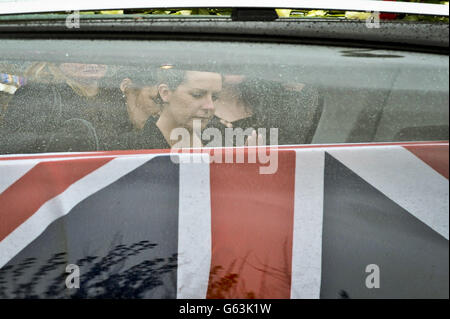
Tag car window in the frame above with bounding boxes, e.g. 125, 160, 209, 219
0, 39, 448, 154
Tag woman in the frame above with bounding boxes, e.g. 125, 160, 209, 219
119, 76, 160, 131
114, 68, 162, 150
0, 62, 118, 154
208, 75, 322, 146
140, 68, 222, 149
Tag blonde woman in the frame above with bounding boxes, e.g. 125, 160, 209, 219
0, 62, 120, 154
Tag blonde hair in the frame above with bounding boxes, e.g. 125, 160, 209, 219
25, 62, 96, 97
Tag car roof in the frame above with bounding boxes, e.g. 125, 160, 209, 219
0, 0, 448, 16
0, 0, 448, 53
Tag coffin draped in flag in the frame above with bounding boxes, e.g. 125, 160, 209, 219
0, 143, 448, 298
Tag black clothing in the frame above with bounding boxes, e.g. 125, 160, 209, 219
0, 81, 128, 154
138, 116, 171, 150
204, 115, 258, 147
204, 82, 323, 146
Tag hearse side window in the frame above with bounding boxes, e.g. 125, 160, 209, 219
0, 40, 448, 155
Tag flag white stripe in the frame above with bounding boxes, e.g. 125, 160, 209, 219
177, 154, 212, 299
328, 146, 449, 240
0, 160, 39, 195
0, 154, 156, 196
290, 149, 324, 299
0, 155, 122, 195
0, 154, 155, 268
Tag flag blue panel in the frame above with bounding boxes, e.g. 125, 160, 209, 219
321, 152, 449, 299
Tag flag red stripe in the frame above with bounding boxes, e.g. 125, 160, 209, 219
0, 157, 113, 241
208, 150, 296, 299
404, 145, 449, 179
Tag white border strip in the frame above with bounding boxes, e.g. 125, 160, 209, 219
0, 0, 447, 16
290, 149, 324, 299
0, 142, 445, 161
0, 154, 154, 268
328, 146, 449, 240
0, 151, 102, 158
177, 153, 211, 299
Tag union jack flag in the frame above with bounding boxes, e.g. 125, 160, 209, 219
0, 142, 448, 298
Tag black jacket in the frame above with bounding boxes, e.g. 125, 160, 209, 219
0, 81, 129, 154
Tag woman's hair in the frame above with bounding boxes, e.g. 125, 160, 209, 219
25, 62, 66, 83
154, 68, 223, 104
151, 67, 187, 106
156, 68, 186, 90
232, 78, 287, 126
24, 62, 96, 97
232, 77, 322, 144
118, 66, 159, 89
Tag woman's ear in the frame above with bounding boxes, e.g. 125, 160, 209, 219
158, 84, 171, 103
120, 78, 133, 93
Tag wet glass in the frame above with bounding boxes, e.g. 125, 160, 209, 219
0, 39, 448, 155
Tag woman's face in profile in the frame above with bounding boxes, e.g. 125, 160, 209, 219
59, 63, 107, 82
136, 85, 159, 115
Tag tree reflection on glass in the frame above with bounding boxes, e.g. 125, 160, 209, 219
0, 241, 177, 299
